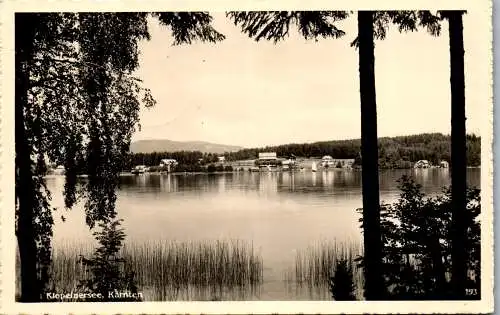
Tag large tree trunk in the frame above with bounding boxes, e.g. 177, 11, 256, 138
15, 17, 40, 302
357, 11, 385, 300
447, 10, 467, 300
426, 234, 447, 298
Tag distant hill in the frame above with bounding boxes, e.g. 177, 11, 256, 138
130, 139, 243, 154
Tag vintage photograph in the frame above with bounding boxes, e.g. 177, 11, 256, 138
3, 1, 493, 313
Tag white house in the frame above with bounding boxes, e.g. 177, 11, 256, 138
321, 155, 334, 167
218, 156, 226, 163
440, 161, 449, 168
160, 159, 178, 167
414, 160, 431, 169
159, 159, 178, 172
257, 152, 278, 169
132, 165, 147, 174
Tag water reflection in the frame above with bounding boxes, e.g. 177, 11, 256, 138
322, 171, 334, 187
118, 168, 479, 196
258, 173, 278, 197
160, 174, 176, 193
218, 175, 226, 193
117, 169, 480, 207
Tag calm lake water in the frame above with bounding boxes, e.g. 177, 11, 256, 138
47, 168, 481, 301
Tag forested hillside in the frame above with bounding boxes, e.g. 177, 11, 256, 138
224, 133, 481, 167
125, 133, 480, 170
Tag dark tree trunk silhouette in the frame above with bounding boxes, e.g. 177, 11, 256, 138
15, 17, 39, 302
426, 235, 447, 297
446, 10, 467, 299
357, 11, 385, 300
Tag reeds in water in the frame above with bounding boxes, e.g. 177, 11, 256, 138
48, 242, 94, 292
20, 239, 263, 301
290, 240, 363, 292
122, 240, 263, 289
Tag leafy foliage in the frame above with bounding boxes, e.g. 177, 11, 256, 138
127, 150, 217, 169
76, 13, 155, 228
227, 11, 348, 42
356, 176, 481, 299
78, 220, 141, 302
154, 12, 225, 44
228, 10, 442, 48
16, 12, 223, 301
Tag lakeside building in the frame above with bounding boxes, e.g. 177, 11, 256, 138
132, 165, 147, 174
321, 155, 334, 167
230, 159, 256, 171
414, 160, 431, 168
440, 160, 449, 168
258, 152, 277, 161
257, 152, 278, 170
159, 159, 178, 172
160, 159, 178, 167
321, 156, 355, 168
218, 156, 226, 163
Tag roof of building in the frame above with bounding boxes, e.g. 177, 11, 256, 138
258, 152, 277, 159
160, 159, 177, 163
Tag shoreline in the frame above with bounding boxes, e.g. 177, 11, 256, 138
43, 166, 481, 178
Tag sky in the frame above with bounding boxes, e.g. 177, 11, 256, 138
132, 12, 485, 148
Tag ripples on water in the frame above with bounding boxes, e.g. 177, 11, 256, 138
45, 168, 480, 301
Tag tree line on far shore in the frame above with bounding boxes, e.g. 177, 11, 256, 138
123, 133, 480, 171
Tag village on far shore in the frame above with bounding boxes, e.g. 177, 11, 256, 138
44, 133, 480, 176
128, 153, 449, 174
48, 152, 450, 176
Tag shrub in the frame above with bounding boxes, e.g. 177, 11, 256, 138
356, 175, 481, 299
206, 164, 216, 173
215, 165, 224, 172
292, 240, 362, 294
329, 259, 356, 300
77, 220, 141, 302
